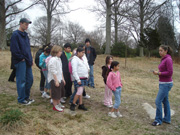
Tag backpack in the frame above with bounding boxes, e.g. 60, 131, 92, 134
45, 55, 52, 68
35, 49, 43, 69
68, 58, 74, 81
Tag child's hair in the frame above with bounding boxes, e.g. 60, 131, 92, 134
76, 47, 84, 53
79, 44, 85, 48
160, 45, 173, 55
71, 48, 77, 57
50, 45, 62, 56
64, 43, 71, 48
44, 46, 51, 54
105, 56, 113, 65
110, 61, 119, 69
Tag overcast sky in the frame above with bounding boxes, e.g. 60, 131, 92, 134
22, 0, 101, 32
22, 0, 180, 32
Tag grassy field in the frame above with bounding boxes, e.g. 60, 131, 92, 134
0, 50, 180, 135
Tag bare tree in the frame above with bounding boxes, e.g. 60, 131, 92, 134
127, 0, 167, 57
64, 21, 85, 44
38, 0, 80, 44
0, 0, 39, 49
32, 16, 63, 45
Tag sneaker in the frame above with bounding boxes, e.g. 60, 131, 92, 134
108, 112, 117, 118
78, 104, 88, 111
70, 103, 76, 111
115, 111, 122, 117
27, 98, 35, 103
42, 92, 50, 99
50, 99, 53, 104
19, 100, 31, 105
60, 98, 66, 104
105, 104, 113, 108
53, 105, 63, 112
152, 121, 160, 126
163, 120, 170, 124
83, 94, 90, 99
40, 91, 44, 94
58, 103, 65, 109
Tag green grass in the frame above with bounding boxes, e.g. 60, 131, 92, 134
0, 109, 24, 131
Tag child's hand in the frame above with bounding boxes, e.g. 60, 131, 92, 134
55, 81, 59, 87
78, 81, 81, 85
63, 80, 66, 86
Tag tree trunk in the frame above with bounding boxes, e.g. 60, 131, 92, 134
139, 0, 144, 57
46, 0, 51, 44
0, 0, 7, 50
105, 0, 111, 54
148, 50, 151, 58
114, 2, 118, 44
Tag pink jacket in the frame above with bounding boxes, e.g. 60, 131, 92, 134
106, 71, 122, 91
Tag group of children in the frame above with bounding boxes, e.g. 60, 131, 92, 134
37, 42, 123, 118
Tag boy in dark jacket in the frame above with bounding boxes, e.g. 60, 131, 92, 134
85, 38, 97, 88
60, 43, 72, 101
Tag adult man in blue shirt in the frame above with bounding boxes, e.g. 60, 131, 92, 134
10, 18, 34, 105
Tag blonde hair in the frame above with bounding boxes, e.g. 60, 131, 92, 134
50, 45, 62, 56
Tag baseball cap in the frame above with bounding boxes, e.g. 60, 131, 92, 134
19, 18, 32, 24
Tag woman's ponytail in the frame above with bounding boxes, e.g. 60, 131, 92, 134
160, 45, 173, 56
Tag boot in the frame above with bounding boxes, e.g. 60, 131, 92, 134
70, 103, 76, 111
78, 104, 88, 111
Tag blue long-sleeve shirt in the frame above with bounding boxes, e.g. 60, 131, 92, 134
39, 53, 49, 69
10, 30, 32, 66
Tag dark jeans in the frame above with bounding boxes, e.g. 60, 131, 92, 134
14, 61, 33, 103
40, 70, 45, 91
8, 69, 16, 81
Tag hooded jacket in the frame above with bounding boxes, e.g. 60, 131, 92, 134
10, 30, 32, 66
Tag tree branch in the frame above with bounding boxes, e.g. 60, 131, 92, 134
5, 0, 40, 19
5, 0, 21, 12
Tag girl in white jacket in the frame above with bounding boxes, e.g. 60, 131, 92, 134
48, 45, 66, 112
70, 47, 89, 111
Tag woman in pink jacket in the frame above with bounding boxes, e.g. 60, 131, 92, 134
106, 61, 123, 118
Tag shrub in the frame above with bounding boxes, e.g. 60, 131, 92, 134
111, 42, 137, 57
0, 109, 24, 126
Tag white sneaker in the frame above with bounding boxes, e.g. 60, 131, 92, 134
58, 103, 65, 109
106, 105, 113, 108
115, 111, 122, 117
54, 105, 63, 112
42, 92, 50, 99
50, 99, 53, 104
108, 112, 117, 118
60, 98, 66, 104
83, 94, 90, 99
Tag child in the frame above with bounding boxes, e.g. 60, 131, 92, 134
60, 43, 72, 103
70, 47, 89, 111
102, 56, 113, 107
48, 45, 65, 112
39, 46, 51, 99
106, 61, 123, 118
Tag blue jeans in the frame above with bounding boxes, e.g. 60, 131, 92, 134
42, 70, 50, 89
155, 83, 173, 124
88, 65, 94, 87
15, 61, 33, 103
69, 80, 87, 104
112, 87, 122, 109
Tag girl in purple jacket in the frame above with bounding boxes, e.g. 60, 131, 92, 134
152, 45, 173, 126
